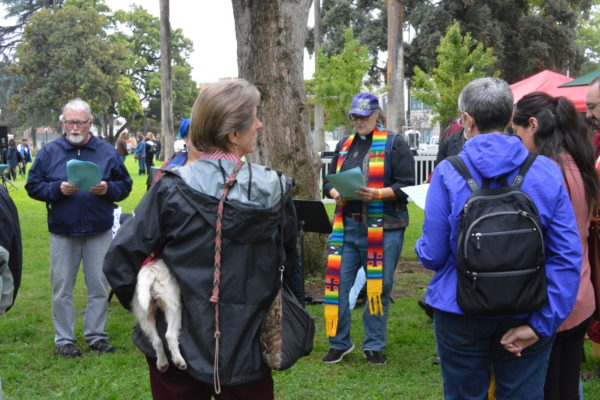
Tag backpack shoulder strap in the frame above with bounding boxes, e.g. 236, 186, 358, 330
511, 153, 537, 188
447, 155, 480, 192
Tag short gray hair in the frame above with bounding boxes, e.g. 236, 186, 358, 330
62, 98, 93, 120
458, 77, 513, 133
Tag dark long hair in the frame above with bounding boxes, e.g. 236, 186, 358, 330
513, 91, 599, 207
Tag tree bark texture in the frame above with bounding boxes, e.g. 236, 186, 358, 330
386, 0, 405, 134
313, 0, 325, 152
232, 0, 325, 273
159, 0, 174, 161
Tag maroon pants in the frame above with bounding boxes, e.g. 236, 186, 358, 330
146, 357, 274, 400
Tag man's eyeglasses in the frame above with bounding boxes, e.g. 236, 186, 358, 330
64, 120, 89, 127
348, 114, 370, 122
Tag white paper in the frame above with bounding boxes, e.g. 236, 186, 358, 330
400, 184, 430, 210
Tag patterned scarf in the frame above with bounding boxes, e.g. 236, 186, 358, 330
324, 124, 387, 337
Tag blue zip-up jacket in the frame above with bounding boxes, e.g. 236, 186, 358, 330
25, 135, 133, 236
416, 133, 581, 337
134, 140, 146, 158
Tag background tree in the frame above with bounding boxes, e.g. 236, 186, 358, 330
306, 0, 387, 86
232, 0, 324, 273
406, 0, 593, 83
10, 6, 128, 131
577, 1, 600, 73
159, 0, 174, 161
111, 5, 194, 120
310, 28, 371, 135
313, 0, 325, 151
386, 0, 405, 133
411, 22, 499, 127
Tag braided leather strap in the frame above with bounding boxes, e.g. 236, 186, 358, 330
211, 160, 244, 394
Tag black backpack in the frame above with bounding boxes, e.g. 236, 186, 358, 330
447, 154, 547, 316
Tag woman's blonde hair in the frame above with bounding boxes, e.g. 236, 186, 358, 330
145, 132, 155, 141
190, 79, 261, 152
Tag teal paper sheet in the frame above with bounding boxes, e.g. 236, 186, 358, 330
66, 159, 101, 192
324, 167, 366, 200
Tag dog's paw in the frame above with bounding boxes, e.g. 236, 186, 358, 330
173, 356, 187, 371
156, 360, 169, 373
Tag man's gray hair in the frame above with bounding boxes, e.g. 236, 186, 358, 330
458, 77, 513, 133
62, 98, 93, 119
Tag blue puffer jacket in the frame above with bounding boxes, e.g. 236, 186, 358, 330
25, 135, 133, 236
416, 133, 581, 337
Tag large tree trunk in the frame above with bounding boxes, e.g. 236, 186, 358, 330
386, 0, 405, 134
232, 0, 325, 274
159, 0, 174, 161
313, 0, 325, 152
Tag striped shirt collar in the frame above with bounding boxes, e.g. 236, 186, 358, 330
199, 150, 241, 163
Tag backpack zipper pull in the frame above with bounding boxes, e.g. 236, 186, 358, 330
472, 272, 478, 289
475, 232, 481, 250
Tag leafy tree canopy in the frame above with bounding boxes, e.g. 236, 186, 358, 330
310, 28, 372, 131
411, 22, 499, 127
11, 6, 129, 124
407, 0, 593, 83
307, 0, 386, 86
577, 1, 600, 73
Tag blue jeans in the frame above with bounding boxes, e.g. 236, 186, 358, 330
434, 310, 555, 400
138, 157, 146, 174
328, 217, 405, 352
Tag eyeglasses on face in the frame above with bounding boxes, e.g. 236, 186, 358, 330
348, 114, 370, 122
64, 120, 89, 127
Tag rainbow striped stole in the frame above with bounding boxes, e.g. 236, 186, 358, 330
324, 125, 387, 337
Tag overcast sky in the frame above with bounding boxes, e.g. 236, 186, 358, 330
104, 0, 315, 84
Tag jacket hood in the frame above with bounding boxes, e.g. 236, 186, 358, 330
165, 160, 287, 245
462, 133, 529, 179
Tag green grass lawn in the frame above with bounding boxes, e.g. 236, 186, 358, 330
1, 157, 600, 399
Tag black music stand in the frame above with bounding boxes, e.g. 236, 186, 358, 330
0, 164, 17, 191
293, 200, 332, 304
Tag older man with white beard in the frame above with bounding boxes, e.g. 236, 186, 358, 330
25, 98, 132, 357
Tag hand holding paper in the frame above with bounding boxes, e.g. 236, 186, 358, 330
324, 167, 366, 200
67, 159, 102, 192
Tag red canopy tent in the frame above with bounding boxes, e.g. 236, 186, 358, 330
510, 70, 573, 103
547, 85, 587, 112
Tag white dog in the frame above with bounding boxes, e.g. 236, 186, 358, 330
132, 258, 187, 372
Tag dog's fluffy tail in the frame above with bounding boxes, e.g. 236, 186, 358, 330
135, 268, 156, 314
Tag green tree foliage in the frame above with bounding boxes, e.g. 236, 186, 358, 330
411, 22, 499, 127
310, 28, 372, 131
11, 6, 129, 124
147, 65, 197, 122
0, 0, 65, 56
577, 1, 600, 73
307, 0, 386, 85
407, 0, 592, 83
111, 5, 194, 112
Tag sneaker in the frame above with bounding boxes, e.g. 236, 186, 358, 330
56, 343, 82, 358
89, 340, 115, 354
322, 344, 355, 364
364, 350, 387, 365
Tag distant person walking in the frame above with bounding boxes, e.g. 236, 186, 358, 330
116, 131, 128, 163
25, 98, 133, 358
134, 133, 146, 175
2, 139, 22, 181
16, 138, 32, 176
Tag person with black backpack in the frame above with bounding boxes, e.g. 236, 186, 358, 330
513, 91, 600, 400
416, 77, 582, 400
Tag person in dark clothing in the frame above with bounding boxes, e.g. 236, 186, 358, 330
0, 185, 22, 315
3, 139, 22, 181
104, 79, 298, 400
435, 128, 467, 167
322, 93, 415, 366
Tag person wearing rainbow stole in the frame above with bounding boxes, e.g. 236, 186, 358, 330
322, 93, 415, 365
